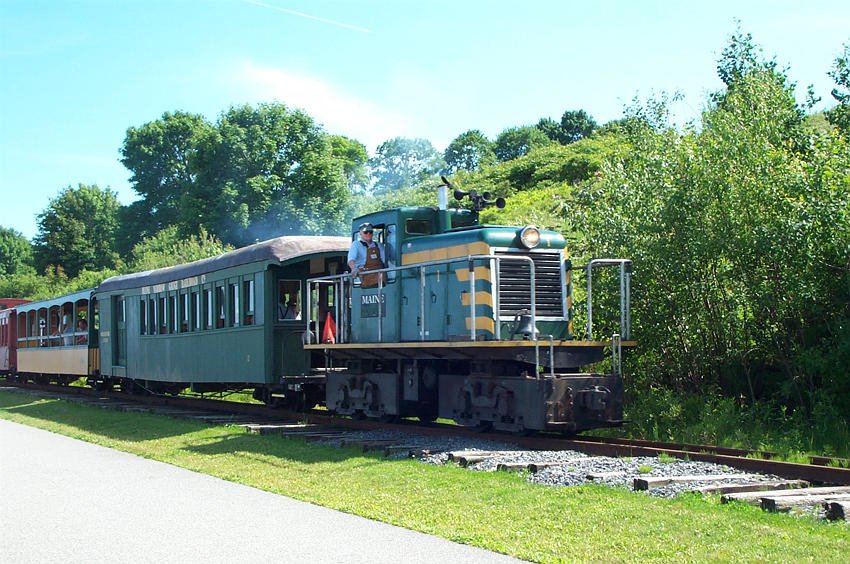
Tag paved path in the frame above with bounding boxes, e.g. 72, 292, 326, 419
0, 419, 520, 563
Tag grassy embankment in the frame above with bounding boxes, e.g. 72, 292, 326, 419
1, 390, 847, 562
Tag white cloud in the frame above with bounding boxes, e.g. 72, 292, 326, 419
232, 61, 413, 151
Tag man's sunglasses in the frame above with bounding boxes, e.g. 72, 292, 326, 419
362, 230, 373, 234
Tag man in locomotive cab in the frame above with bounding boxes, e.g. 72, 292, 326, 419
347, 222, 385, 289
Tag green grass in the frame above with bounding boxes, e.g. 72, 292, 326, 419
1, 389, 847, 562
657, 452, 677, 464
591, 389, 850, 461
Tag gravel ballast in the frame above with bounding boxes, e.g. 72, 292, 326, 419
315, 429, 778, 498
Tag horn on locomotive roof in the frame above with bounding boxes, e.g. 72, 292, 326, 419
449, 177, 506, 212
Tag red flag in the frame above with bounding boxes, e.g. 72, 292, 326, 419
322, 311, 337, 344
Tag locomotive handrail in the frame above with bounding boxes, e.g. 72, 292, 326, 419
306, 253, 540, 372
583, 259, 632, 341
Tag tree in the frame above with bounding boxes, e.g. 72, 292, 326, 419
120, 111, 213, 244
443, 130, 496, 173
826, 42, 850, 136
536, 111, 598, 145
716, 28, 763, 87
369, 137, 444, 194
329, 135, 369, 193
463, 135, 627, 196
572, 33, 850, 423
535, 118, 564, 144
33, 184, 121, 277
0, 226, 34, 276
559, 110, 598, 143
493, 125, 552, 161
130, 226, 232, 271
191, 103, 353, 244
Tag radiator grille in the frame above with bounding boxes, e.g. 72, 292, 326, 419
495, 251, 564, 318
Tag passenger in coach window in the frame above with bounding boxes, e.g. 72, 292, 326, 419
347, 222, 385, 288
75, 319, 88, 345
280, 299, 300, 320
61, 306, 73, 346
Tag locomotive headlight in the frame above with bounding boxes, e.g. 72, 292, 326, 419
519, 225, 540, 249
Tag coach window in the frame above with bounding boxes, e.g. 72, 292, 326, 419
24, 312, 33, 348
215, 285, 226, 328
277, 280, 301, 321
148, 297, 156, 335
16, 314, 25, 348
33, 310, 43, 347
91, 299, 99, 332
191, 291, 200, 331
167, 294, 176, 333
242, 279, 254, 326
73, 298, 88, 345
228, 283, 239, 327
179, 292, 189, 332
203, 287, 213, 329
140, 298, 147, 335
35, 311, 44, 347
158, 295, 167, 334
189, 292, 201, 331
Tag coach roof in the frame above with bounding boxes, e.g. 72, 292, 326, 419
97, 236, 350, 293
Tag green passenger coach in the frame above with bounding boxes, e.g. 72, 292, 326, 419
92, 237, 348, 400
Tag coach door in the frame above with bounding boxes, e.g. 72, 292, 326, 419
276, 279, 308, 377
112, 296, 126, 367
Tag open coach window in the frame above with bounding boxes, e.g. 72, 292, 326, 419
277, 280, 302, 320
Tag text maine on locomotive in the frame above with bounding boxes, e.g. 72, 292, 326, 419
3, 181, 634, 435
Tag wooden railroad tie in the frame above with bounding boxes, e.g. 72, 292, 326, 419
495, 459, 587, 473
695, 480, 809, 496
243, 424, 314, 435
454, 454, 495, 467
350, 439, 400, 451
586, 471, 627, 481
633, 474, 757, 491
762, 493, 850, 513
379, 445, 423, 457
722, 485, 850, 506
824, 501, 850, 521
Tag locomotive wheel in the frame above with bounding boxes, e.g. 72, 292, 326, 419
474, 421, 493, 433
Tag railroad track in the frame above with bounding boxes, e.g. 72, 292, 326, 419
4, 381, 849, 520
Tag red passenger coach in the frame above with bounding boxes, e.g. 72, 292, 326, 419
0, 299, 29, 375
0, 298, 29, 310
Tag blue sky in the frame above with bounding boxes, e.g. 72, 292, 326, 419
1, 0, 848, 240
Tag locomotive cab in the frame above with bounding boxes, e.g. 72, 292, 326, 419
346, 207, 479, 343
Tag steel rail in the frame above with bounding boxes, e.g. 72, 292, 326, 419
5, 381, 849, 485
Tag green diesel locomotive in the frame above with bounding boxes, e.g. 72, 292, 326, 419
306, 183, 634, 433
